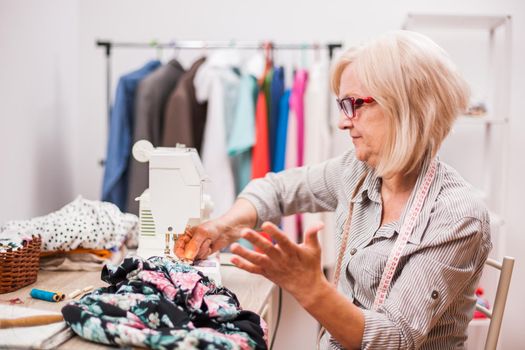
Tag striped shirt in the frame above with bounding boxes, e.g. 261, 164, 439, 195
239, 149, 491, 349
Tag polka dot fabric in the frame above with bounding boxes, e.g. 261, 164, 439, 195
0, 196, 138, 252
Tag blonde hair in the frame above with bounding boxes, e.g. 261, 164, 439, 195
331, 30, 470, 177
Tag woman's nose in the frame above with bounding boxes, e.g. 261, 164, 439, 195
337, 113, 353, 130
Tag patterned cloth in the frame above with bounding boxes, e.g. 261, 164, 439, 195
62, 256, 268, 350
0, 229, 32, 252
0, 196, 138, 252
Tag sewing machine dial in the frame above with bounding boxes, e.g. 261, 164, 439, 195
132, 139, 155, 163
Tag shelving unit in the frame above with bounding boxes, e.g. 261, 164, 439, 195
403, 13, 512, 350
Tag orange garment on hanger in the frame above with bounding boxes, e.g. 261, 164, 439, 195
251, 90, 270, 179
252, 43, 273, 179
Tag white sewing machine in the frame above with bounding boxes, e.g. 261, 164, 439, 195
132, 140, 221, 284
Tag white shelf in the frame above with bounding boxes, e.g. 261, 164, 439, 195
403, 13, 510, 31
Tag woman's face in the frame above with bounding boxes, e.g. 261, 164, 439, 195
338, 64, 387, 168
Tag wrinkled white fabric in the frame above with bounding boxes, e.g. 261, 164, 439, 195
0, 196, 138, 252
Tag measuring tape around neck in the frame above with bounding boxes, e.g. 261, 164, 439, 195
332, 159, 438, 310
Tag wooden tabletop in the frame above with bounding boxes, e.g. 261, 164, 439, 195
1, 253, 275, 349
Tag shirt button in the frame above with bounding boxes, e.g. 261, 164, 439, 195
431, 290, 439, 299
350, 248, 357, 255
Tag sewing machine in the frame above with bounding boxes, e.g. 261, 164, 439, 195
132, 140, 221, 284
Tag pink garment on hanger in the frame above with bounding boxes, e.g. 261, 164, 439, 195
283, 69, 309, 242
291, 70, 308, 167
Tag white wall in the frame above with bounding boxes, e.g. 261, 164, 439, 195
1, 0, 524, 348
0, 0, 78, 221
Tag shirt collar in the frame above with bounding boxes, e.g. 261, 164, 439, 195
167, 58, 184, 71
350, 156, 443, 245
350, 168, 381, 204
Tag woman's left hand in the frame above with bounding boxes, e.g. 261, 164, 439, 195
230, 221, 328, 306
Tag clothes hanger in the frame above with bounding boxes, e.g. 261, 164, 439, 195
258, 41, 273, 85
169, 39, 180, 60
313, 42, 321, 63
300, 42, 308, 69
149, 39, 163, 62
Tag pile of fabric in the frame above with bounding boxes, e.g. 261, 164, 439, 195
0, 196, 138, 270
62, 256, 267, 350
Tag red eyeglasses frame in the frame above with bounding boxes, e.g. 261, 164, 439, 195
336, 96, 375, 119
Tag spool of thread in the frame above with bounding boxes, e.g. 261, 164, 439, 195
30, 288, 65, 302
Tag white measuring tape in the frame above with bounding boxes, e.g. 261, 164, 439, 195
372, 158, 437, 310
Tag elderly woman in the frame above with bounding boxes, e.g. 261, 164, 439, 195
175, 30, 491, 349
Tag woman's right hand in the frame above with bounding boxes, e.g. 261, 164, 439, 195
175, 198, 258, 261
174, 220, 240, 261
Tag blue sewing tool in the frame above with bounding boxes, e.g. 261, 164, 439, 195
30, 288, 65, 302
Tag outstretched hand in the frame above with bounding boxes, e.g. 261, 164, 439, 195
230, 221, 328, 303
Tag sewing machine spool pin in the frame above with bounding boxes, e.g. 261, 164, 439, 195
165, 226, 177, 256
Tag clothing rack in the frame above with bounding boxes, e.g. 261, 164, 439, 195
95, 40, 343, 121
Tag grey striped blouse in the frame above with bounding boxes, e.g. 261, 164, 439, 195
238, 149, 491, 349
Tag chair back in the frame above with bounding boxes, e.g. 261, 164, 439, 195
475, 256, 515, 350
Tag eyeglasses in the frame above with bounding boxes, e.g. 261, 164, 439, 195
336, 96, 375, 119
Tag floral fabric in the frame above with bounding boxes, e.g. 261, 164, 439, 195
62, 256, 267, 350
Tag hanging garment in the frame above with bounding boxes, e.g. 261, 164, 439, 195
228, 74, 257, 194
127, 59, 186, 215
269, 67, 284, 171
293, 70, 308, 239
272, 89, 291, 173
302, 60, 332, 237
101, 60, 161, 212
194, 51, 241, 218
263, 68, 273, 133
282, 70, 308, 242
284, 82, 297, 171
282, 82, 299, 242
251, 90, 270, 179
303, 60, 330, 166
62, 256, 268, 350
251, 65, 275, 180
162, 57, 208, 152
0, 196, 138, 252
291, 69, 308, 168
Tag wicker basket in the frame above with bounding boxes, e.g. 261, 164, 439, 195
0, 235, 41, 294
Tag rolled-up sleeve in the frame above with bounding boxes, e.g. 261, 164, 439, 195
361, 216, 491, 349
238, 153, 346, 228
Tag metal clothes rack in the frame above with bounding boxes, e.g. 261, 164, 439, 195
95, 40, 343, 121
